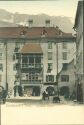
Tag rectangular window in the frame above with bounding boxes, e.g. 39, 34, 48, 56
0, 64, 3, 71
21, 73, 39, 82
0, 53, 2, 60
14, 43, 20, 52
22, 56, 28, 63
0, 75, 2, 82
29, 74, 31, 81
0, 43, 3, 49
14, 48, 19, 52
15, 42, 20, 49
46, 75, 54, 82
29, 57, 34, 64
48, 63, 53, 70
48, 52, 52, 60
35, 57, 41, 63
13, 64, 16, 71
62, 63, 68, 70
21, 73, 26, 80
13, 63, 19, 71
62, 52, 67, 60
14, 63, 19, 70
32, 74, 35, 80
61, 75, 69, 82
28, 73, 37, 81
13, 54, 15, 60
13, 53, 20, 60
26, 74, 29, 80
48, 42, 52, 49
62, 42, 67, 49
13, 63, 20, 71
36, 74, 38, 81
16, 53, 20, 60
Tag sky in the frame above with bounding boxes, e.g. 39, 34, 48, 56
0, 0, 79, 23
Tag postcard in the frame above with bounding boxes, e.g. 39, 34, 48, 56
0, 0, 84, 125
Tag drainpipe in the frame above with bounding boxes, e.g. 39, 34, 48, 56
56, 43, 59, 97
5, 42, 8, 91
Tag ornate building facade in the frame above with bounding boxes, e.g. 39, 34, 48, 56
0, 22, 75, 97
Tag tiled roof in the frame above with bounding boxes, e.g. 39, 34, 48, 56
21, 43, 43, 54
0, 27, 73, 39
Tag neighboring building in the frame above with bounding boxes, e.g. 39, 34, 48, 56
0, 43, 6, 88
74, 1, 84, 102
58, 59, 75, 96
0, 21, 75, 97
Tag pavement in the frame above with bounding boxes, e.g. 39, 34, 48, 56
7, 96, 42, 102
5, 95, 79, 106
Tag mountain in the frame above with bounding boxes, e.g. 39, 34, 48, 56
0, 9, 12, 20
0, 20, 18, 27
0, 9, 74, 33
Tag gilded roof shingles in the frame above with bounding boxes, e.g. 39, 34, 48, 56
21, 43, 43, 54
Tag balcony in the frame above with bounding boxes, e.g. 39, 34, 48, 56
21, 80, 42, 85
21, 63, 43, 69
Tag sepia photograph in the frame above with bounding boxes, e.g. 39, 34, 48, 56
0, 0, 84, 125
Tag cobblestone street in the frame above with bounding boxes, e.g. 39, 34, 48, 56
6, 96, 76, 106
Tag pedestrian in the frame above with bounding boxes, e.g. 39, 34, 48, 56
2, 89, 7, 104
18, 85, 23, 96
42, 91, 49, 100
14, 86, 16, 97
42, 91, 46, 100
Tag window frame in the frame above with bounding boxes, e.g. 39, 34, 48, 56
62, 63, 68, 70
48, 52, 52, 60
0, 64, 3, 71
48, 63, 53, 70
46, 75, 54, 82
0, 53, 3, 60
61, 75, 69, 82
62, 42, 67, 49
48, 42, 52, 49
0, 75, 2, 82
62, 52, 67, 60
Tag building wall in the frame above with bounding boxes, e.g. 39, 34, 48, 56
58, 60, 75, 94
75, 1, 84, 102
76, 5, 83, 75
0, 39, 76, 96
0, 42, 6, 88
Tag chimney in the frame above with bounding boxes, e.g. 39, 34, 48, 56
41, 27, 47, 37
28, 19, 33, 27
45, 20, 50, 27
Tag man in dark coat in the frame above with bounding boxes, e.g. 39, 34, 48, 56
42, 91, 49, 100
1, 89, 7, 104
